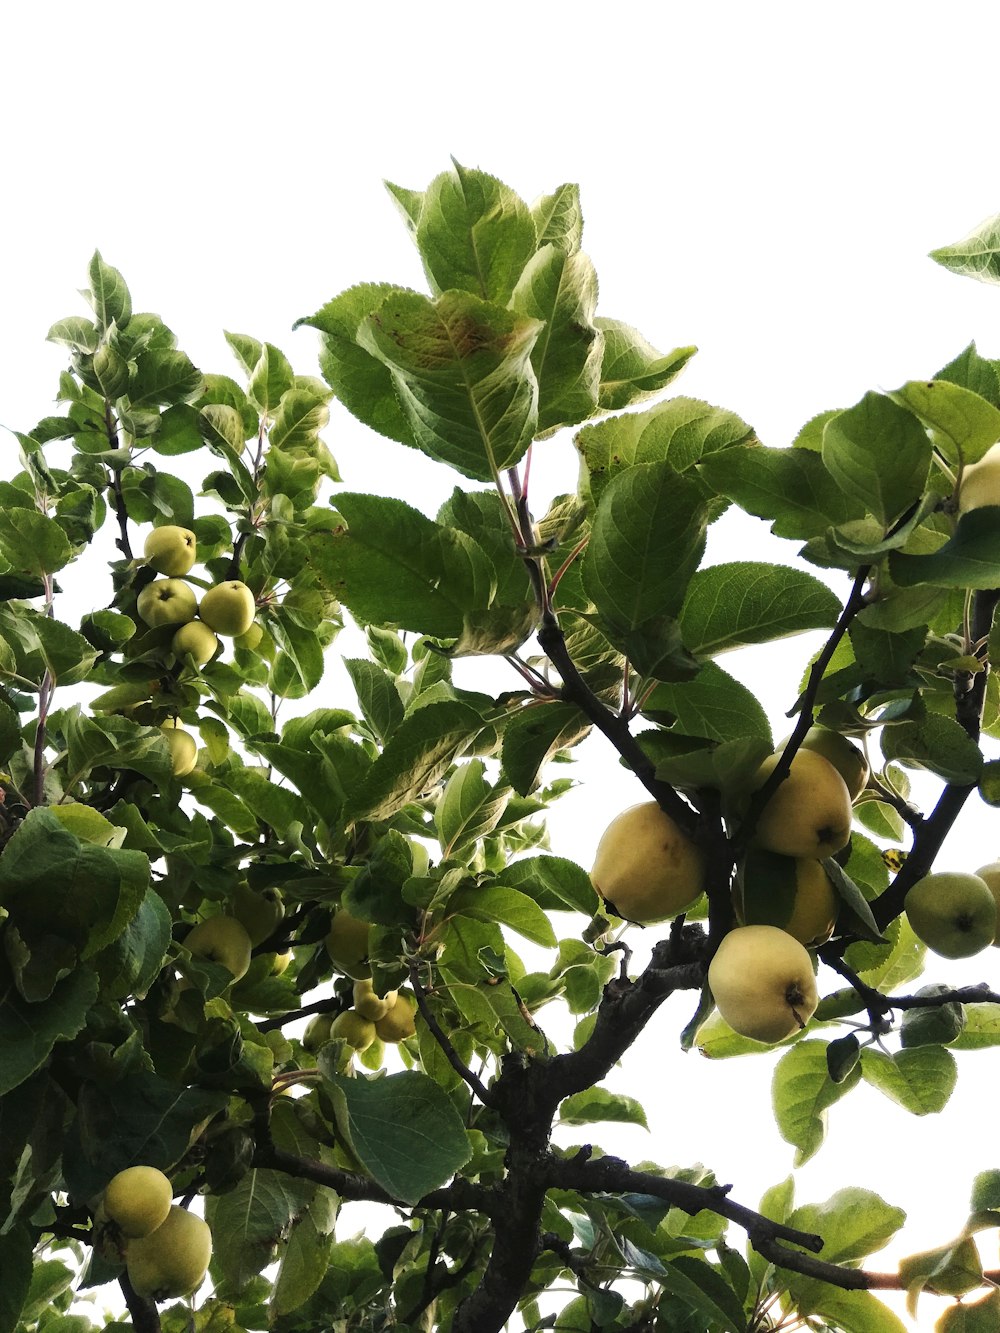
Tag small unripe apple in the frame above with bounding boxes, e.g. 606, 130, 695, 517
958, 442, 1000, 514
125, 1205, 212, 1302
331, 1009, 377, 1051
231, 882, 284, 947
102, 1165, 173, 1240
779, 727, 869, 802
270, 950, 292, 975
748, 750, 853, 860
325, 910, 372, 979
303, 1013, 334, 1052
591, 802, 707, 923
235, 622, 263, 651
136, 578, 198, 629
905, 872, 997, 959
375, 992, 417, 1043
160, 723, 198, 777
735, 852, 839, 947
172, 620, 220, 667
353, 977, 398, 1022
143, 526, 197, 577
708, 925, 818, 1043
184, 915, 253, 981
199, 581, 256, 637
974, 862, 1000, 945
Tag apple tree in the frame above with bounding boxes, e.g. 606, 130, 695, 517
5, 164, 1000, 1333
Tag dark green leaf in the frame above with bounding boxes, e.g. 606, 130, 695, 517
698, 442, 865, 539
500, 701, 590, 796
888, 378, 1000, 466
679, 562, 840, 656
890, 508, 1000, 589
350, 700, 483, 822
642, 661, 772, 745
822, 392, 932, 525
772, 1039, 862, 1167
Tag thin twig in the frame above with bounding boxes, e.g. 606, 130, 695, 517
409, 961, 497, 1107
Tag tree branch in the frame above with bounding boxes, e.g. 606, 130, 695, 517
119, 1271, 160, 1333
104, 401, 133, 560
409, 961, 497, 1107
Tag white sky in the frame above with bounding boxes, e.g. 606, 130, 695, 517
8, 3, 1000, 1327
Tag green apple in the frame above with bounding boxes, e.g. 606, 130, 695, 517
303, 1013, 334, 1052
171, 620, 220, 667
959, 441, 1000, 514
905, 872, 997, 959
125, 1205, 212, 1302
199, 580, 256, 637
780, 727, 870, 802
708, 925, 818, 1044
325, 910, 372, 979
374, 992, 417, 1043
591, 801, 707, 924
747, 750, 853, 860
353, 978, 398, 1022
331, 1009, 377, 1051
974, 862, 1000, 944
735, 851, 839, 947
102, 1166, 173, 1240
231, 882, 284, 947
160, 723, 198, 778
269, 950, 292, 975
235, 622, 264, 651
143, 525, 197, 576
183, 915, 253, 981
136, 578, 198, 629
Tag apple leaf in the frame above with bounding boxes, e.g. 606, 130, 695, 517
931, 212, 1000, 286
678, 562, 841, 656
558, 1088, 648, 1130
822, 392, 932, 525
531, 182, 583, 252
772, 1039, 862, 1167
860, 1046, 957, 1115
934, 1288, 1000, 1332
890, 508, 1000, 589
595, 318, 695, 411
496, 855, 599, 916
501, 700, 591, 796
208, 1168, 316, 1289
887, 379, 1000, 466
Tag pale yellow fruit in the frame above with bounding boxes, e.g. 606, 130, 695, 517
136, 578, 198, 629
184, 916, 253, 981
171, 620, 220, 667
231, 882, 284, 947
353, 978, 398, 1022
748, 750, 853, 860
591, 802, 707, 924
270, 950, 292, 974
708, 925, 818, 1044
780, 727, 869, 802
303, 1013, 334, 1052
375, 992, 417, 1043
958, 442, 1000, 514
736, 854, 839, 947
143, 526, 197, 577
102, 1166, 172, 1240
975, 862, 1000, 945
125, 1206, 212, 1302
199, 581, 256, 637
905, 872, 996, 959
331, 1009, 377, 1051
325, 910, 372, 979
235, 622, 263, 651
160, 723, 197, 778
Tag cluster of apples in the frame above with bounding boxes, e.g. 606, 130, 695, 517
181, 885, 288, 985
591, 727, 870, 1044
93, 1166, 211, 1302
137, 525, 258, 777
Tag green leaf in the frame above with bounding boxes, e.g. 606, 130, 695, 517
0, 510, 71, 576
559, 1087, 648, 1129
448, 885, 556, 947
509, 245, 601, 433
936, 341, 1000, 406
772, 1039, 861, 1166
900, 985, 966, 1048
787, 1186, 905, 1270
269, 383, 332, 452
349, 700, 483, 822
860, 1045, 957, 1114
642, 661, 772, 745
657, 1255, 749, 1333
94, 889, 172, 1000
531, 182, 583, 252
436, 759, 510, 858
312, 493, 494, 637
357, 288, 542, 481
698, 441, 864, 539
890, 508, 1000, 589
497, 855, 600, 916
595, 318, 695, 410
46, 316, 99, 352
951, 1003, 1000, 1049
408, 161, 537, 303
785, 1284, 907, 1333
935, 1289, 1000, 1331
86, 251, 131, 330
678, 562, 840, 656
0, 964, 98, 1096
0, 1225, 32, 1333
583, 463, 708, 631
931, 212, 1000, 286
328, 1070, 472, 1204
822, 392, 932, 525
273, 1210, 335, 1315
344, 657, 404, 744
208, 1168, 312, 1288
501, 701, 590, 796
248, 341, 294, 413
888, 379, 1000, 466
880, 711, 983, 784
127, 348, 203, 410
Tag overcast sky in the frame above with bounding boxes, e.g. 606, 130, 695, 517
8, 4, 1000, 1326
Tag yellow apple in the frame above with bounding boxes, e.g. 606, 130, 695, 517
183, 915, 253, 981
143, 526, 197, 577
974, 862, 1000, 944
303, 1013, 334, 1052
325, 910, 372, 979
102, 1166, 172, 1240
735, 851, 839, 947
591, 802, 707, 924
331, 1009, 377, 1051
136, 578, 198, 629
353, 978, 398, 1022
905, 872, 997, 959
199, 581, 256, 637
779, 727, 870, 802
160, 722, 197, 778
374, 992, 417, 1043
125, 1206, 212, 1302
708, 925, 818, 1043
231, 882, 284, 947
747, 750, 853, 860
958, 442, 1000, 513
171, 620, 220, 667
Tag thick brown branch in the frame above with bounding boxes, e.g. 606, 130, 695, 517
119, 1271, 160, 1333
